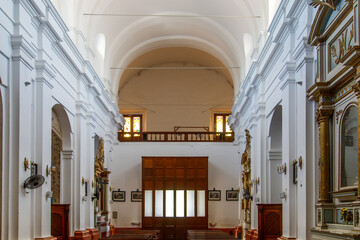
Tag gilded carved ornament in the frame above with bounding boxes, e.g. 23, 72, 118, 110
352, 81, 360, 97
94, 138, 111, 183
241, 129, 252, 238
310, 0, 336, 10
330, 23, 354, 69
310, 0, 353, 10
336, 110, 343, 124
315, 108, 333, 123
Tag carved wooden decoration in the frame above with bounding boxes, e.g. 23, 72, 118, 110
51, 111, 62, 204
95, 138, 105, 183
330, 23, 354, 70
310, 0, 336, 10
241, 129, 252, 239
94, 138, 111, 214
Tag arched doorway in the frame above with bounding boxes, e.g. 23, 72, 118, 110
51, 104, 72, 239
267, 105, 282, 203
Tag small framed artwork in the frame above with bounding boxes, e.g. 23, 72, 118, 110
208, 189, 221, 201
292, 160, 298, 184
226, 189, 239, 201
112, 190, 126, 202
131, 190, 142, 202
85, 181, 88, 196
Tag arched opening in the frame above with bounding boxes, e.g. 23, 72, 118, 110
51, 104, 72, 239
118, 47, 234, 133
51, 110, 62, 204
267, 105, 282, 203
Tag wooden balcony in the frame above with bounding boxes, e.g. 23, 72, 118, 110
118, 131, 234, 142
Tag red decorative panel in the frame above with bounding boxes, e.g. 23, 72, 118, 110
176, 169, 185, 177
187, 169, 195, 176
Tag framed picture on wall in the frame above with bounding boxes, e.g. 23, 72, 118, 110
131, 190, 142, 202
208, 189, 221, 201
112, 190, 126, 202
292, 160, 298, 184
226, 189, 239, 201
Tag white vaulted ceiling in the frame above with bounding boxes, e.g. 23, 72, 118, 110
51, 0, 280, 99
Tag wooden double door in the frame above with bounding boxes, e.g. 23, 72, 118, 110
142, 157, 208, 240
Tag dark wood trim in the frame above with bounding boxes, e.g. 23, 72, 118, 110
142, 157, 208, 239
71, 230, 91, 240
86, 228, 99, 240
118, 131, 234, 142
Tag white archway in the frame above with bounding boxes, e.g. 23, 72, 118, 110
267, 105, 282, 203
51, 104, 72, 204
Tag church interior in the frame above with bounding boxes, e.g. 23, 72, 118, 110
1, 0, 360, 239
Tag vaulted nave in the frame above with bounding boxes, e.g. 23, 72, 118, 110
1, 0, 360, 239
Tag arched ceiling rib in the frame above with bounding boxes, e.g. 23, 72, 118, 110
51, 0, 269, 96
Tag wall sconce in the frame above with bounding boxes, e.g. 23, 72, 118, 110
298, 156, 303, 169
46, 165, 56, 177
249, 177, 260, 186
24, 158, 29, 171
277, 163, 286, 175
46, 191, 53, 199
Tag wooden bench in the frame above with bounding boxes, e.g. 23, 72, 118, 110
187, 230, 235, 240
100, 229, 160, 240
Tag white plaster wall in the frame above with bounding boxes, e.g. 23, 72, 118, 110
110, 142, 239, 228
118, 63, 233, 131
228, 0, 317, 239
0, 0, 122, 239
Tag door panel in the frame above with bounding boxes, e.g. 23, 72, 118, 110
142, 157, 208, 239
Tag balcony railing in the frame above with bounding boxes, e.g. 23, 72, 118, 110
118, 132, 234, 142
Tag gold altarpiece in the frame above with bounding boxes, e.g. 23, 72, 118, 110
94, 138, 111, 216
308, 0, 360, 238
241, 129, 252, 239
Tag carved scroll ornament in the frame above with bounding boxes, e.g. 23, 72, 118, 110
310, 0, 336, 10
330, 23, 354, 69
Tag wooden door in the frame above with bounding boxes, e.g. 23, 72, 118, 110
142, 157, 208, 240
257, 204, 282, 240
51, 204, 70, 240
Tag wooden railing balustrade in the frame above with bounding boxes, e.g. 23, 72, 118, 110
118, 131, 234, 142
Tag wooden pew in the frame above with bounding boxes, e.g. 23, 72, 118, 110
187, 230, 236, 240
100, 229, 159, 240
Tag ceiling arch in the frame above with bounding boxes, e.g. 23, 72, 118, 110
50, 0, 271, 98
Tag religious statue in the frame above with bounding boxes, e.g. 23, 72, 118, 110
241, 129, 252, 239
94, 138, 111, 215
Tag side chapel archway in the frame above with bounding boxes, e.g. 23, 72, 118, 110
51, 104, 73, 239
268, 105, 282, 203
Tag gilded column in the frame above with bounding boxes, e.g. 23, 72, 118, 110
101, 169, 111, 214
352, 81, 360, 199
316, 108, 333, 203
241, 129, 251, 239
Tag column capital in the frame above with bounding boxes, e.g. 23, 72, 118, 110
352, 81, 360, 97
316, 108, 333, 123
